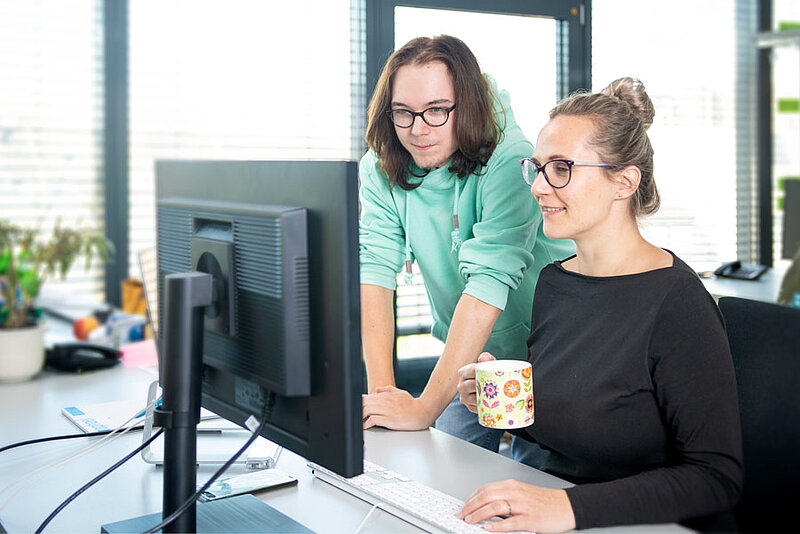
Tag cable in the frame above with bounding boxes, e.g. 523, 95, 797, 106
0, 397, 161, 454
0, 429, 142, 454
0, 398, 156, 512
353, 503, 387, 534
34, 427, 164, 533
143, 392, 276, 534
0, 418, 144, 513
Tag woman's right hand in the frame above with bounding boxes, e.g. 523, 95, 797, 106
457, 352, 496, 414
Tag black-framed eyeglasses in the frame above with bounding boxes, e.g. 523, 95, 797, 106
520, 158, 624, 188
387, 105, 456, 128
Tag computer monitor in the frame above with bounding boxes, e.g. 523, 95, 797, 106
150, 160, 361, 531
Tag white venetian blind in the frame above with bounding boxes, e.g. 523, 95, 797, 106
0, 0, 106, 300
128, 0, 357, 274
593, 0, 741, 269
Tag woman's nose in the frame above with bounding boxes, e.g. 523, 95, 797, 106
530, 170, 550, 196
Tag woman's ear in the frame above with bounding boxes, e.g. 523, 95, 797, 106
614, 165, 641, 200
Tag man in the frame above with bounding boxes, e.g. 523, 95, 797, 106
359, 35, 573, 461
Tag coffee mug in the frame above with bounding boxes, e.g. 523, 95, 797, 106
475, 359, 533, 429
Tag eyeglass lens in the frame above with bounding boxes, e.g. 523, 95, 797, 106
522, 159, 571, 188
390, 107, 452, 128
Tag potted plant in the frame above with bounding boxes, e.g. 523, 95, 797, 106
0, 218, 112, 381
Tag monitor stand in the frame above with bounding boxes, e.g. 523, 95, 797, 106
101, 273, 310, 534
101, 494, 312, 533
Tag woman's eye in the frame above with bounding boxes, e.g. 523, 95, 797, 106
554, 163, 570, 174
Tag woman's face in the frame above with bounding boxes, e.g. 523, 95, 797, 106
390, 61, 458, 170
530, 115, 622, 242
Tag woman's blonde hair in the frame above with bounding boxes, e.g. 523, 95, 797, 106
551, 77, 659, 217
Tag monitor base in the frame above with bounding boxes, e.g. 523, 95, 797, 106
100, 494, 313, 533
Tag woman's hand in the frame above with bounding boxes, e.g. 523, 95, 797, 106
457, 352, 496, 414
459, 479, 576, 533
362, 386, 437, 430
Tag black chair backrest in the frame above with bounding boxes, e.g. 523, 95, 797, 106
718, 297, 800, 532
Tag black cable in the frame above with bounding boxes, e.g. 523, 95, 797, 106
34, 427, 164, 534
0, 429, 145, 454
144, 393, 276, 534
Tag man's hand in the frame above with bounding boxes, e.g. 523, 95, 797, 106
457, 352, 497, 414
362, 386, 437, 430
459, 479, 576, 533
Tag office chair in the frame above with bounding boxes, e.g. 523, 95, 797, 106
718, 297, 800, 533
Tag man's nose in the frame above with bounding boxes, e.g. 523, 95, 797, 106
410, 115, 430, 135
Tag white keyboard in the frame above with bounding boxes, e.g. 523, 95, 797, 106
309, 460, 520, 534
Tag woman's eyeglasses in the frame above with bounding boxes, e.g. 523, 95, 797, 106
520, 158, 624, 188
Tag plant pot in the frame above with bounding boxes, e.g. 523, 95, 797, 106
0, 322, 46, 382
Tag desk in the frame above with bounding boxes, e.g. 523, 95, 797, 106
0, 367, 688, 533
700, 260, 790, 303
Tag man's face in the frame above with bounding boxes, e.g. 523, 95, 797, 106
390, 61, 457, 170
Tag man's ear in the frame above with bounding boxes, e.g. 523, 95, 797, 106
615, 165, 641, 200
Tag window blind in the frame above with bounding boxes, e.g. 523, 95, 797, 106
0, 0, 106, 301
128, 0, 358, 276
593, 0, 744, 269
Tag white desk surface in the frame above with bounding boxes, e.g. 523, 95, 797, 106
0, 366, 688, 533
700, 261, 789, 302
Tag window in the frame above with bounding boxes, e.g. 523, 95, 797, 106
366, 1, 589, 362
593, 0, 740, 270
0, 0, 105, 301
391, 7, 560, 359
771, 1, 800, 260
128, 0, 356, 275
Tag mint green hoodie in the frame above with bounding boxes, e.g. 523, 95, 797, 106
359, 87, 574, 360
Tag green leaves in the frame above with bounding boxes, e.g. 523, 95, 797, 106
0, 218, 113, 328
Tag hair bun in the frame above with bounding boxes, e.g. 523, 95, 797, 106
601, 77, 654, 130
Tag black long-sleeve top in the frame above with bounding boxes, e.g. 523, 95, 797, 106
512, 252, 743, 530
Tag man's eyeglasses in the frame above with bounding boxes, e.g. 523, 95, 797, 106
520, 158, 624, 188
387, 105, 456, 128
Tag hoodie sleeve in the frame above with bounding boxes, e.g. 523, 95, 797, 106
359, 151, 406, 291
459, 90, 539, 311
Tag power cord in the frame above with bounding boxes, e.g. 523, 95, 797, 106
34, 427, 164, 533
0, 399, 156, 513
143, 392, 276, 534
0, 429, 139, 454
353, 502, 388, 534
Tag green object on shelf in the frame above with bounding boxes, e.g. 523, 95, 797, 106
778, 98, 799, 113
778, 21, 800, 31
778, 177, 800, 193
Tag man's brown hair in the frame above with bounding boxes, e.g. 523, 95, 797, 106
365, 35, 502, 190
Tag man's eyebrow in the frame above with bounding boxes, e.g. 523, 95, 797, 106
390, 98, 454, 109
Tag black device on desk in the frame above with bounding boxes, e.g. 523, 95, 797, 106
45, 343, 122, 372
714, 260, 769, 281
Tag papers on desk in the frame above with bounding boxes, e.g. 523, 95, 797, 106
61, 398, 239, 433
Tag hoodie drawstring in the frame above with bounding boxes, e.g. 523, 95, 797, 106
450, 178, 462, 252
404, 196, 414, 284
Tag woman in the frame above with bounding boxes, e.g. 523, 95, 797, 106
456, 78, 743, 532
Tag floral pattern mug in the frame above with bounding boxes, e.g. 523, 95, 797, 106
475, 360, 533, 429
